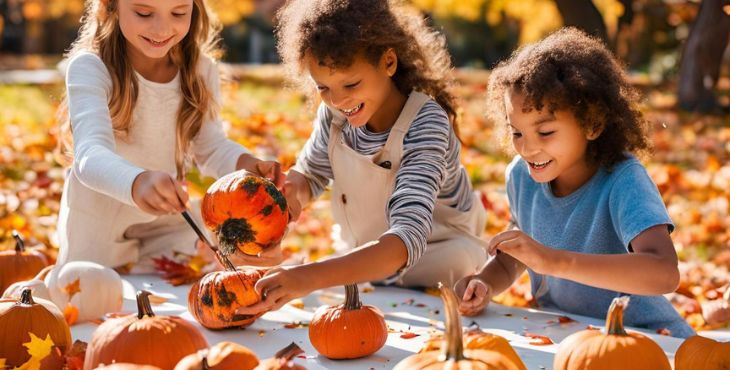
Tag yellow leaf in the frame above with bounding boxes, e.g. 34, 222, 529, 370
23, 333, 54, 360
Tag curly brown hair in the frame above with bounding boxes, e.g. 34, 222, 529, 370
275, 0, 458, 124
486, 27, 651, 169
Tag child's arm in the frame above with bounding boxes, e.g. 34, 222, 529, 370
236, 234, 409, 314
489, 224, 679, 295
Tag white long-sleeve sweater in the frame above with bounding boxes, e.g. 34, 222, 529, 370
65, 52, 248, 207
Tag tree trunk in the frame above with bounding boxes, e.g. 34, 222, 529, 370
554, 0, 609, 45
678, 0, 730, 112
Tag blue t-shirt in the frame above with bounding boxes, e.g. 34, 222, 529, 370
506, 155, 694, 338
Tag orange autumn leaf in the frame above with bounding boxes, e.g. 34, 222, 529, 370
64, 304, 79, 326
63, 278, 81, 298
524, 332, 554, 345
400, 332, 419, 339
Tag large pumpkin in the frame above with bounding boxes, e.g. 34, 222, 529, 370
254, 342, 306, 370
0, 230, 49, 293
45, 261, 123, 324
675, 335, 730, 370
188, 267, 267, 329
84, 290, 208, 369
553, 296, 671, 370
308, 284, 387, 359
0, 288, 72, 367
393, 283, 521, 370
420, 327, 526, 370
175, 341, 260, 370
201, 170, 288, 256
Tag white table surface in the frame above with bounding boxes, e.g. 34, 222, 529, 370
71, 275, 729, 370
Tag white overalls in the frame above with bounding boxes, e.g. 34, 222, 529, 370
326, 91, 487, 287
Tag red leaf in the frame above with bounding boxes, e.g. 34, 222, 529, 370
524, 332, 554, 345
400, 332, 419, 339
152, 255, 204, 286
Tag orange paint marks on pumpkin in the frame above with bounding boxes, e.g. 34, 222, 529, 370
63, 279, 81, 298
63, 304, 79, 326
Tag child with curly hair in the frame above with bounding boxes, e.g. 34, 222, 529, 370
239, 0, 487, 314
56, 0, 284, 272
456, 28, 694, 338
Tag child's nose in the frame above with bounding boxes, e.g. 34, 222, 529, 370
520, 139, 541, 157
150, 19, 172, 38
329, 90, 350, 109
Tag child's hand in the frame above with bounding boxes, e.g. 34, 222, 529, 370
238, 153, 285, 188
235, 266, 314, 315
282, 179, 303, 222
131, 171, 188, 215
487, 230, 552, 275
454, 275, 492, 316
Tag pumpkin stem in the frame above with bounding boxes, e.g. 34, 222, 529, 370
200, 349, 211, 370
344, 284, 362, 310
217, 218, 256, 256
274, 342, 304, 364
438, 282, 466, 362
12, 230, 25, 252
19, 288, 35, 305
605, 296, 630, 336
136, 290, 156, 319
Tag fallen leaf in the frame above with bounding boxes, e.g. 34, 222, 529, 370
400, 332, 419, 339
63, 304, 79, 326
152, 255, 204, 286
524, 332, 553, 345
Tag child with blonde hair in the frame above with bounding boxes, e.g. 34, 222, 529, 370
57, 0, 283, 271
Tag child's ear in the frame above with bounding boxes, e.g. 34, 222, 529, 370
586, 123, 604, 140
382, 48, 398, 77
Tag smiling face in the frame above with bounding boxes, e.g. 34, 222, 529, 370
505, 90, 601, 196
304, 49, 405, 132
117, 0, 193, 63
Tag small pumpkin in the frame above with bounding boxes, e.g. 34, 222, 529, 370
201, 170, 289, 256
84, 290, 208, 370
2, 264, 54, 300
308, 284, 387, 359
188, 267, 267, 329
393, 283, 521, 370
175, 341, 260, 370
45, 261, 123, 323
0, 230, 49, 293
675, 335, 730, 370
553, 296, 671, 370
254, 342, 306, 370
420, 326, 526, 370
0, 288, 72, 367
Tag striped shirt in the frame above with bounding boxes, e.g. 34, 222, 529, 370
295, 99, 474, 267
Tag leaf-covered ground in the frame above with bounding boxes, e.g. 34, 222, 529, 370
1, 66, 728, 331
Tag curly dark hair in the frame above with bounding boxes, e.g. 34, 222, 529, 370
276, 0, 458, 125
486, 27, 651, 169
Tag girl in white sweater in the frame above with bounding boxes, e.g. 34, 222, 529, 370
56, 0, 283, 272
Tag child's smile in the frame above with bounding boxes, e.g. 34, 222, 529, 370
341, 102, 364, 117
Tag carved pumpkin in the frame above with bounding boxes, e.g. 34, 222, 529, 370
0, 230, 49, 293
0, 288, 72, 367
308, 284, 387, 359
420, 327, 526, 370
96, 365, 162, 370
393, 283, 521, 370
2, 264, 53, 301
175, 341, 260, 370
45, 261, 123, 323
254, 342, 306, 370
553, 296, 671, 370
201, 170, 288, 256
188, 267, 267, 329
84, 290, 208, 370
675, 335, 730, 370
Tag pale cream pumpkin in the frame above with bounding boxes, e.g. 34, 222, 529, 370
2, 264, 53, 301
45, 261, 123, 323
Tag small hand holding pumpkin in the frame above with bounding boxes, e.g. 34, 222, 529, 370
454, 275, 492, 316
488, 230, 553, 275
237, 153, 285, 188
236, 266, 315, 315
131, 170, 188, 215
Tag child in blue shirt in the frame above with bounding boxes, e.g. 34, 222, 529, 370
456, 28, 694, 338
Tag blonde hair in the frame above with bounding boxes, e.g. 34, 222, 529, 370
57, 0, 223, 180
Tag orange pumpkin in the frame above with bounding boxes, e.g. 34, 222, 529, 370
553, 296, 671, 370
308, 284, 387, 359
675, 335, 730, 370
175, 341, 260, 370
201, 170, 288, 256
84, 290, 208, 370
393, 283, 521, 370
188, 267, 267, 329
421, 327, 526, 370
0, 230, 49, 292
254, 342, 307, 370
0, 288, 72, 367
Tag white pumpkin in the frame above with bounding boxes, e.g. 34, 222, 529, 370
2, 265, 53, 301
45, 261, 123, 323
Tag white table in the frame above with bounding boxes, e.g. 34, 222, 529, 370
71, 275, 723, 369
